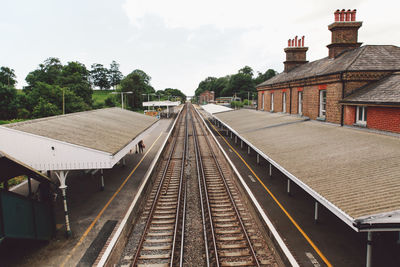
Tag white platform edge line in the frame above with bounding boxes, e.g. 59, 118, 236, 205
96, 107, 183, 267
195, 108, 299, 267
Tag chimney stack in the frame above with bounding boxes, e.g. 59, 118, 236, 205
327, 9, 362, 59
284, 35, 308, 72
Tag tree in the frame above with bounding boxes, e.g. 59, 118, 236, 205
32, 97, 60, 118
109, 60, 123, 89
58, 61, 92, 105
120, 71, 148, 109
25, 57, 63, 90
90, 63, 110, 90
254, 69, 277, 85
239, 66, 254, 77
0, 85, 18, 120
0, 67, 17, 87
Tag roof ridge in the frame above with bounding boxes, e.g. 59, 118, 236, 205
344, 46, 367, 71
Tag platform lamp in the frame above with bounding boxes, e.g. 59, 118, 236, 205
112, 91, 132, 109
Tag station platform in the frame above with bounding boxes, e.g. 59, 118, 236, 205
204, 115, 400, 267
0, 118, 174, 267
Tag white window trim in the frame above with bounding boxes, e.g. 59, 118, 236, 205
298, 91, 302, 115
270, 93, 274, 112
356, 106, 367, 126
261, 93, 264, 111
282, 92, 286, 113
319, 90, 326, 118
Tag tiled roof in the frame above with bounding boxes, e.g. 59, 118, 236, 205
341, 72, 400, 105
258, 45, 400, 87
214, 109, 400, 225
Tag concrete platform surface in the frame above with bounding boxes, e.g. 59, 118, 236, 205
0, 118, 173, 267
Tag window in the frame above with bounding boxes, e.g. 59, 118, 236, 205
270, 93, 274, 112
298, 91, 303, 115
261, 93, 264, 110
356, 106, 367, 126
282, 92, 286, 113
319, 90, 326, 118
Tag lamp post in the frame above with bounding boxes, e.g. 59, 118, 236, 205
112, 91, 133, 109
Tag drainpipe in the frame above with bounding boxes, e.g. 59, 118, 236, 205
340, 72, 345, 126
289, 84, 293, 114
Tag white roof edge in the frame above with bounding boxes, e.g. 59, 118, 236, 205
0, 126, 111, 156
212, 114, 359, 232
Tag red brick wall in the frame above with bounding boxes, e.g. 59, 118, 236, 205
367, 107, 400, 133
344, 106, 356, 125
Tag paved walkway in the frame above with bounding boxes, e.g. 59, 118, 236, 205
0, 118, 173, 267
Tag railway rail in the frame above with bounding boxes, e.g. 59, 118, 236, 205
120, 103, 279, 267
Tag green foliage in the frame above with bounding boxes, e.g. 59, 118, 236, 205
230, 101, 243, 108
0, 66, 17, 87
32, 97, 61, 118
25, 57, 63, 90
195, 66, 277, 103
109, 61, 123, 89
243, 99, 251, 106
90, 63, 111, 90
120, 69, 155, 109
0, 85, 18, 120
105, 95, 116, 107
0, 119, 26, 125
58, 61, 92, 104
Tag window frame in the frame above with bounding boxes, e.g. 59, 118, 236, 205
282, 92, 286, 113
298, 91, 303, 115
356, 106, 367, 126
319, 90, 327, 118
270, 93, 274, 112
261, 93, 264, 110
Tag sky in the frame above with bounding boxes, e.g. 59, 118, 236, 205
1, 0, 399, 96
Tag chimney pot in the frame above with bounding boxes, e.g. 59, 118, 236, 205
288, 39, 291, 47
301, 36, 305, 47
295, 36, 298, 47
340, 9, 346, 21
334, 9, 340, 21
351, 9, 356, 21
345, 9, 351, 21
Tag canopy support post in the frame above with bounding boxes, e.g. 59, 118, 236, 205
366, 232, 372, 267
55, 170, 71, 237
100, 169, 104, 191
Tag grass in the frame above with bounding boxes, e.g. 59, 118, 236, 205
0, 119, 27, 125
92, 90, 115, 106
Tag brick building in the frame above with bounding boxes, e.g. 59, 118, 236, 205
257, 9, 400, 133
199, 90, 215, 104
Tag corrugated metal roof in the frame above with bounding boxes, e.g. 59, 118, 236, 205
258, 45, 400, 87
202, 104, 233, 114
341, 72, 400, 105
3, 108, 158, 155
214, 109, 400, 221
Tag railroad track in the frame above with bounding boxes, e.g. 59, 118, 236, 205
190, 104, 276, 266
121, 103, 279, 266
131, 106, 188, 267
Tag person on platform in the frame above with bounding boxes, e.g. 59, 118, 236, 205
138, 140, 145, 153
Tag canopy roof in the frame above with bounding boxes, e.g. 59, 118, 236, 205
214, 109, 400, 231
0, 108, 158, 171
3, 108, 157, 155
0, 151, 52, 184
202, 104, 233, 114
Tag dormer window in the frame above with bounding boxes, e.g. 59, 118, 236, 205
356, 106, 367, 126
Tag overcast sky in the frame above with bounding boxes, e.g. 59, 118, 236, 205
1, 0, 399, 96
